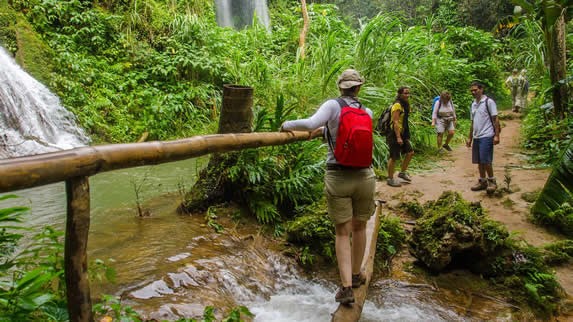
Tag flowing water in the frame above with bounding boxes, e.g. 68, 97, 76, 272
0, 47, 89, 158
214, 0, 270, 30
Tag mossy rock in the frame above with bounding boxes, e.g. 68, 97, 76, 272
0, 1, 55, 84
286, 212, 335, 261
407, 191, 509, 273
13, 18, 55, 85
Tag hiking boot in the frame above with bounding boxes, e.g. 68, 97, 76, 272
398, 172, 412, 182
486, 178, 497, 194
352, 272, 366, 288
387, 178, 402, 187
335, 286, 354, 305
470, 179, 487, 191
443, 144, 452, 152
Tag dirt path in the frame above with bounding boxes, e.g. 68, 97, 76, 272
375, 114, 573, 302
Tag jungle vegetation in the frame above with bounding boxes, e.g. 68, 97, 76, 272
1, 0, 573, 320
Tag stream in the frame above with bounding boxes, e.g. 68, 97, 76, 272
2, 158, 516, 321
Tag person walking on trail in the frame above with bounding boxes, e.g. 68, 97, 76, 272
280, 69, 375, 305
520, 69, 529, 110
505, 68, 525, 112
386, 86, 414, 188
431, 90, 457, 152
466, 81, 501, 194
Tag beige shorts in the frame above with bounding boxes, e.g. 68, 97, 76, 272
435, 117, 455, 133
324, 168, 376, 225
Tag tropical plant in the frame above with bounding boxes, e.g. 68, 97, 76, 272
513, 0, 569, 119
0, 195, 68, 321
531, 138, 573, 232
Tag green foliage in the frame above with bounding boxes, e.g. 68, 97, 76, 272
407, 192, 564, 315
0, 196, 68, 321
530, 137, 573, 231
286, 206, 336, 264
534, 202, 573, 237
93, 291, 252, 321
542, 240, 573, 265
0, 3, 18, 54
376, 216, 406, 264
205, 207, 224, 233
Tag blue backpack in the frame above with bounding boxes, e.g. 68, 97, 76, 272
431, 96, 440, 115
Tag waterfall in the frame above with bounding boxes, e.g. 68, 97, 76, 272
214, 0, 270, 30
0, 47, 89, 159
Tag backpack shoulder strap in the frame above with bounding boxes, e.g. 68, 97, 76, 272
484, 97, 496, 129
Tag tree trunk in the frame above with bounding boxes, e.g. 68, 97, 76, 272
547, 11, 568, 119
179, 85, 254, 213
299, 0, 309, 59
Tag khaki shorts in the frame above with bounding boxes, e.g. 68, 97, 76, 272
435, 117, 455, 133
324, 167, 376, 225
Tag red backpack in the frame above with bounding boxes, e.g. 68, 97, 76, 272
326, 98, 373, 167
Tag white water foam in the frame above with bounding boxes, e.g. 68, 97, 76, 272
0, 46, 89, 158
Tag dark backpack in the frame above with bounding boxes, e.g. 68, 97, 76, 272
375, 105, 393, 135
326, 98, 373, 167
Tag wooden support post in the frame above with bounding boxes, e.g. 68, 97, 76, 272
65, 176, 93, 322
179, 85, 255, 212
331, 201, 382, 322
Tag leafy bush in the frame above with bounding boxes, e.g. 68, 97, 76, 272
0, 195, 67, 321
376, 216, 406, 265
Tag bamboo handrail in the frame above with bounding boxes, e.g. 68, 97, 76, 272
0, 131, 312, 193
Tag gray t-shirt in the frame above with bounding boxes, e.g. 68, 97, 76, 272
281, 97, 373, 164
470, 95, 497, 139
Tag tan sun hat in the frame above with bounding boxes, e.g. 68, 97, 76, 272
337, 69, 364, 89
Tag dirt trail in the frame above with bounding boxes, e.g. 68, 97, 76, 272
375, 114, 573, 301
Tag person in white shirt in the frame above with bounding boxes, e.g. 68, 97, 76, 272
466, 82, 501, 193
431, 90, 457, 152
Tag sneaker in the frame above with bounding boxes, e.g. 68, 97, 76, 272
443, 144, 452, 152
352, 272, 366, 288
398, 172, 412, 182
486, 178, 497, 194
387, 178, 402, 187
471, 180, 487, 191
335, 286, 354, 305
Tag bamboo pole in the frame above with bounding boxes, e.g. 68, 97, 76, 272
331, 201, 382, 322
299, 0, 309, 59
65, 176, 93, 322
0, 131, 312, 193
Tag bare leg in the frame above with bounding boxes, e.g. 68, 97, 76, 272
351, 218, 367, 275
335, 220, 353, 287
387, 158, 396, 179
445, 130, 454, 146
401, 151, 414, 172
436, 133, 443, 149
478, 164, 486, 178
485, 163, 494, 178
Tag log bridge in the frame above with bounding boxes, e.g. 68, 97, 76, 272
0, 85, 379, 322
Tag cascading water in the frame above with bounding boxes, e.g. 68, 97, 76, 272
0, 46, 89, 159
214, 0, 270, 30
